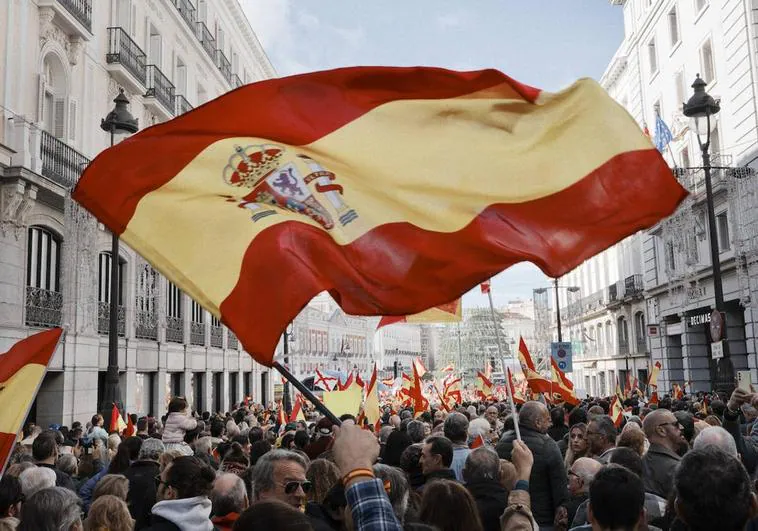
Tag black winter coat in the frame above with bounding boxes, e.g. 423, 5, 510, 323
123, 460, 161, 530
496, 426, 568, 526
466, 479, 508, 531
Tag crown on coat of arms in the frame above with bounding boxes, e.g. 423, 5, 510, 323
223, 144, 285, 188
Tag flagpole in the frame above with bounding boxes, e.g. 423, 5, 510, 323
273, 361, 341, 426
486, 285, 521, 441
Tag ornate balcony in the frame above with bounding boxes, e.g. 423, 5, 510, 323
135, 311, 158, 340
227, 330, 239, 350
190, 321, 205, 346
210, 325, 223, 348
175, 95, 193, 116
624, 274, 643, 299
106, 27, 147, 93
38, 0, 93, 40
166, 316, 184, 343
215, 49, 232, 84
145, 65, 175, 120
40, 130, 90, 189
196, 22, 216, 60
25, 287, 62, 327
97, 302, 125, 336
636, 337, 647, 354
173, 0, 196, 30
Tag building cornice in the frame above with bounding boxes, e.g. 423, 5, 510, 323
223, 0, 277, 79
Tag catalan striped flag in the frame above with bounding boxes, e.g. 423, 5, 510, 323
0, 328, 62, 473
73, 67, 686, 366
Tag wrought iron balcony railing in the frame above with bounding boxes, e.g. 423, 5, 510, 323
57, 0, 92, 32
636, 337, 647, 354
175, 95, 193, 115
624, 274, 643, 297
40, 130, 90, 188
173, 0, 196, 30
25, 287, 62, 327
97, 301, 125, 336
196, 22, 216, 60
618, 339, 630, 356
227, 330, 239, 350
145, 65, 176, 115
135, 310, 158, 340
166, 316, 184, 343
190, 321, 205, 346
210, 325, 223, 348
106, 27, 147, 86
215, 49, 232, 83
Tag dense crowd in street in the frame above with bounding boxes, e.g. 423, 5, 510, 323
1, 388, 757, 531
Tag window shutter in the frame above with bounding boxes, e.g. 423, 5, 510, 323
37, 74, 46, 122
68, 99, 77, 143
53, 98, 65, 139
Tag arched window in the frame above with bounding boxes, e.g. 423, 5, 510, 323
635, 311, 646, 353
25, 226, 62, 327
617, 316, 629, 354
39, 53, 70, 140
605, 320, 614, 352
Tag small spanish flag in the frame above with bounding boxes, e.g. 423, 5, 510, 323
73, 67, 686, 367
0, 328, 62, 473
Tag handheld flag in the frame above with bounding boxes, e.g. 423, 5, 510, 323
72, 66, 687, 367
124, 414, 135, 437
315, 369, 336, 391
0, 328, 62, 474
550, 358, 579, 405
506, 367, 525, 405
470, 434, 486, 449
110, 404, 127, 434
518, 337, 552, 395
289, 395, 306, 423
654, 114, 673, 153
378, 299, 462, 328
480, 280, 491, 294
476, 371, 494, 400
610, 395, 624, 428
362, 366, 382, 430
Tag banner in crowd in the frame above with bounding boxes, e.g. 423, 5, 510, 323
73, 66, 686, 367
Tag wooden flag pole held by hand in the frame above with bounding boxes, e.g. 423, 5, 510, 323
273, 361, 342, 426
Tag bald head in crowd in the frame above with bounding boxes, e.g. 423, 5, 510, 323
569, 457, 602, 495
519, 401, 550, 433
693, 426, 738, 457
211, 473, 248, 517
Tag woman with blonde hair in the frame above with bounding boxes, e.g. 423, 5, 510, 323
564, 423, 588, 469
83, 494, 134, 531
92, 474, 129, 503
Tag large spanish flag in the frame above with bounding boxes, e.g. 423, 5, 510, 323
72, 67, 686, 366
0, 328, 62, 472
518, 337, 553, 395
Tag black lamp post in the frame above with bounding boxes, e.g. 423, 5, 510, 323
535, 283, 580, 343
282, 325, 295, 414
681, 74, 733, 392
98, 89, 139, 425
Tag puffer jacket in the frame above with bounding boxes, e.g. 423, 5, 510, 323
161, 412, 197, 444
496, 426, 567, 527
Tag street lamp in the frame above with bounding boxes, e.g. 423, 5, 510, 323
282, 324, 296, 413
99, 89, 138, 424
682, 74, 733, 392
534, 282, 580, 342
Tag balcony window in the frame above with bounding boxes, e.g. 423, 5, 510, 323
648, 39, 658, 76
135, 264, 157, 340
166, 282, 183, 343
717, 211, 731, 251
40, 54, 68, 140
635, 312, 646, 353
25, 226, 62, 327
675, 70, 686, 109
700, 39, 715, 84
210, 316, 223, 348
97, 251, 127, 336
190, 300, 205, 346
668, 8, 680, 47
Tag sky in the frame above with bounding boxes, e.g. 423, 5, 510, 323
241, 0, 625, 308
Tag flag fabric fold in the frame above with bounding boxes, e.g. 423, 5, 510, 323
550, 358, 579, 406
72, 66, 687, 366
518, 337, 552, 395
0, 328, 62, 473
110, 404, 127, 434
377, 299, 462, 328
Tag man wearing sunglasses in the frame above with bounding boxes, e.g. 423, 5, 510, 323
250, 449, 311, 510
641, 409, 683, 499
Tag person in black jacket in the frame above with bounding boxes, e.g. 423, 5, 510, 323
463, 447, 507, 531
32, 430, 77, 492
124, 438, 165, 530
496, 401, 568, 529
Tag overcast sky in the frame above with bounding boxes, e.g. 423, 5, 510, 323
241, 0, 625, 308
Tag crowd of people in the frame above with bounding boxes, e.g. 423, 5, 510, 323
1, 388, 757, 531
